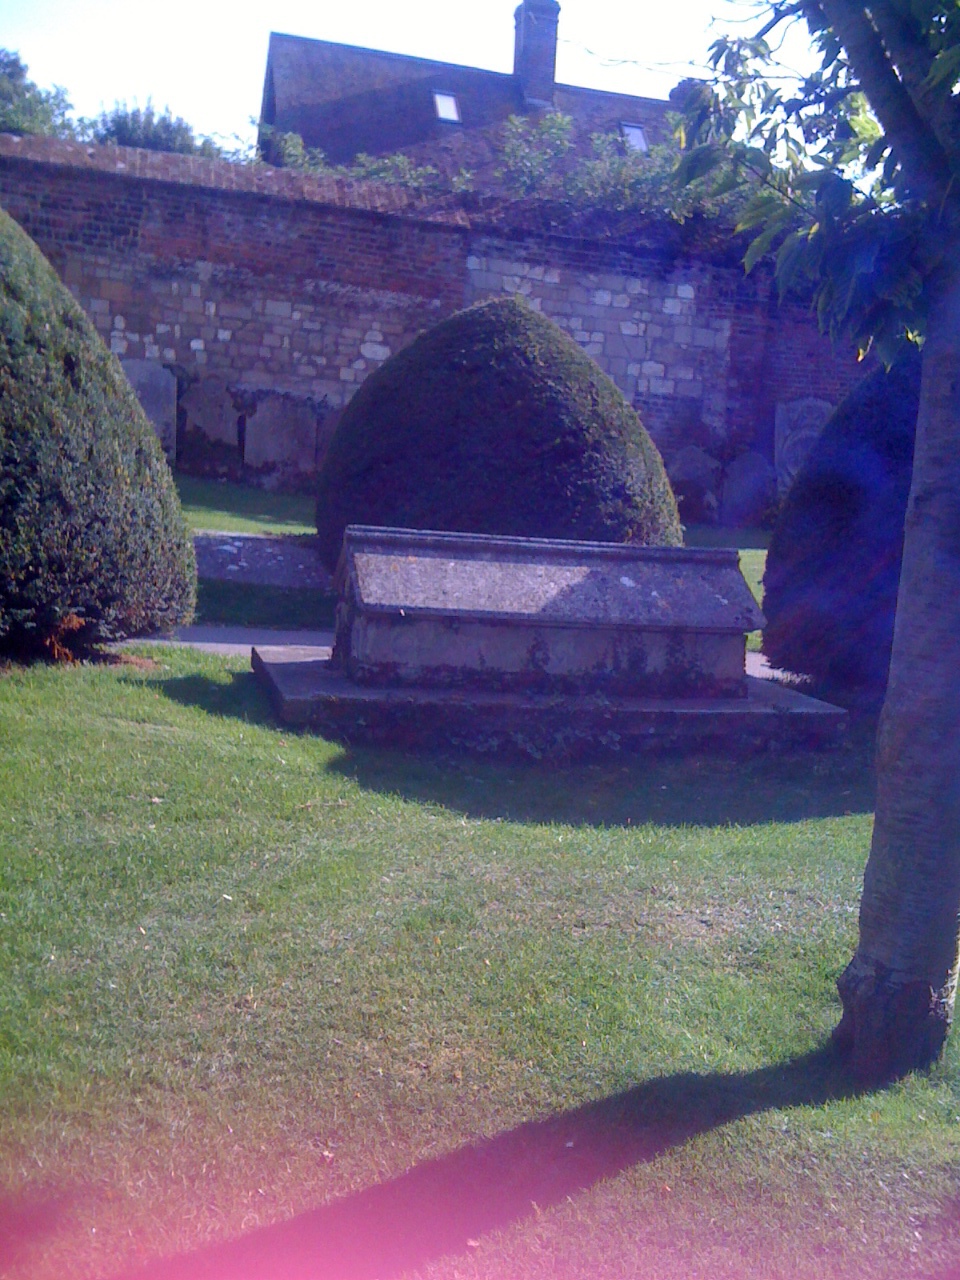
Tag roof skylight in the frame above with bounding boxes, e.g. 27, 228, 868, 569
434, 92, 461, 123
621, 123, 648, 153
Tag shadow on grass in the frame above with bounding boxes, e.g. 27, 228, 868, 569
156, 670, 278, 729
326, 736, 876, 828
153, 670, 876, 828
114, 1043, 864, 1280
0, 1192, 68, 1273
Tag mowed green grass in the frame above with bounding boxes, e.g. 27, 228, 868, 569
174, 474, 316, 535
2, 651, 959, 1279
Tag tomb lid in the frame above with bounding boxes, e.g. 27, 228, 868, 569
336, 526, 764, 633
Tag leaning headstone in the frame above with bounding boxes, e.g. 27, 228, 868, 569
121, 359, 177, 460
667, 445, 721, 524
244, 392, 322, 477
179, 376, 238, 449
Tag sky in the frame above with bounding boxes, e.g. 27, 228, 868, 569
0, 0, 816, 149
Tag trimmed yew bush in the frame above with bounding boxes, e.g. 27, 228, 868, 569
0, 206, 196, 659
316, 297, 681, 568
762, 351, 920, 706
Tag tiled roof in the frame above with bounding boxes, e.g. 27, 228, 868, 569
261, 31, 672, 175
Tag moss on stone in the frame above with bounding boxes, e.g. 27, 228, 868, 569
0, 205, 196, 658
316, 297, 681, 568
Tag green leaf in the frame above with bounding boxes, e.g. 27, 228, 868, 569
775, 228, 816, 295
674, 144, 726, 186
744, 216, 791, 272
736, 194, 790, 233
925, 45, 960, 89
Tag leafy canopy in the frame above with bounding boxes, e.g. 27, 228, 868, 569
85, 102, 224, 158
0, 49, 74, 139
0, 50, 227, 158
675, 0, 960, 360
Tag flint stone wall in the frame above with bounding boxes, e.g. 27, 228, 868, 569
0, 134, 865, 514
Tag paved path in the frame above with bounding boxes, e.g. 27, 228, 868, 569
131, 625, 334, 657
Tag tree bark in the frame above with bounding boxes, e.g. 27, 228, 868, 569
807, 0, 955, 204
834, 240, 960, 1084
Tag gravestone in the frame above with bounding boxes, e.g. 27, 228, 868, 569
121, 358, 177, 460
775, 398, 834, 495
244, 392, 322, 476
251, 525, 847, 757
667, 445, 721, 524
333, 526, 763, 699
179, 375, 238, 449
720, 451, 776, 527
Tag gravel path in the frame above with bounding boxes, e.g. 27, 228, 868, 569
194, 532, 332, 591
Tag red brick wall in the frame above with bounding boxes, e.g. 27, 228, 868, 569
0, 135, 867, 511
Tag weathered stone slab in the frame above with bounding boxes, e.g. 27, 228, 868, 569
775, 397, 834, 494
180, 376, 238, 448
334, 527, 764, 699
244, 392, 322, 474
251, 648, 847, 759
121, 358, 177, 459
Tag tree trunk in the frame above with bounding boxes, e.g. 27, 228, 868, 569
834, 247, 960, 1085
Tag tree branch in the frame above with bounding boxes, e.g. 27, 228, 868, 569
802, 0, 954, 202
866, 0, 960, 169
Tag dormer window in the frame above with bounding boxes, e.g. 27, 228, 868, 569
621, 122, 648, 153
434, 92, 461, 123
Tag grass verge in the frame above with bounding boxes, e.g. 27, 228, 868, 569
1, 650, 957, 1279
174, 474, 315, 535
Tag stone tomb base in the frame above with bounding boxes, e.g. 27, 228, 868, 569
251, 645, 846, 758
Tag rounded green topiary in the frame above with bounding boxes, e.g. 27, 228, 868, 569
762, 350, 920, 707
316, 297, 681, 568
0, 205, 196, 659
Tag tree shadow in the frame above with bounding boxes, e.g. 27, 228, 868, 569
115, 1043, 863, 1280
0, 1191, 68, 1273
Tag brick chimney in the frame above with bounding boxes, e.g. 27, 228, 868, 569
514, 0, 561, 106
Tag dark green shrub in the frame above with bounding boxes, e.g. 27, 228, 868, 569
84, 102, 223, 158
0, 206, 196, 659
762, 351, 920, 707
316, 297, 681, 568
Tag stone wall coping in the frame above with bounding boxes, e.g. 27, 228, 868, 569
0, 133, 750, 268
0, 133, 471, 227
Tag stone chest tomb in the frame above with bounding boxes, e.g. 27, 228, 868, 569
252, 524, 845, 756
333, 526, 763, 699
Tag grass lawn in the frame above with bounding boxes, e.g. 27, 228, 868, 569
174, 474, 316, 536
1, 650, 958, 1279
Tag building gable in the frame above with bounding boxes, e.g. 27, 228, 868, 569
259, 4, 672, 175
